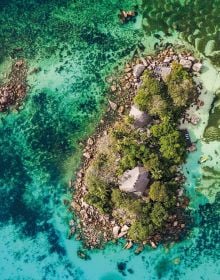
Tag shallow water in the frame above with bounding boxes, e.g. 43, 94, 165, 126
0, 0, 219, 279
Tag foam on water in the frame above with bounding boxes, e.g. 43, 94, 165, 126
0, 0, 219, 279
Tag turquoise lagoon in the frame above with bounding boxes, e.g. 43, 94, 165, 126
0, 0, 219, 279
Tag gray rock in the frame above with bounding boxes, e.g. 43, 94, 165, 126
121, 225, 129, 233
129, 105, 151, 128
155, 66, 171, 82
180, 58, 192, 69
118, 231, 127, 238
87, 138, 94, 146
133, 64, 145, 78
187, 56, 196, 62
108, 100, 117, 111
192, 62, 202, 72
83, 152, 91, 159
113, 225, 120, 238
163, 56, 172, 63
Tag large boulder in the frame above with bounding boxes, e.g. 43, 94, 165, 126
155, 66, 171, 82
192, 62, 202, 72
129, 105, 151, 127
113, 225, 120, 238
179, 58, 192, 69
133, 64, 145, 78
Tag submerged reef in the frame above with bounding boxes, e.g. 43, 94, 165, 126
142, 0, 220, 67
71, 46, 204, 249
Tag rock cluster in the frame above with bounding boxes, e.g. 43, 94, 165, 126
0, 59, 27, 112
131, 46, 203, 86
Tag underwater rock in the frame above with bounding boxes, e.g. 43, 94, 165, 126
77, 249, 91, 260
118, 10, 137, 24
124, 240, 133, 249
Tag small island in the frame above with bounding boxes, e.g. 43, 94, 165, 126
0, 59, 27, 112
70, 46, 203, 250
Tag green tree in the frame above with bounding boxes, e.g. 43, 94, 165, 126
150, 116, 174, 138
134, 71, 163, 112
149, 181, 169, 203
143, 153, 163, 179
85, 175, 112, 213
150, 202, 168, 228
166, 62, 196, 108
159, 130, 185, 163
128, 221, 154, 241
148, 94, 168, 117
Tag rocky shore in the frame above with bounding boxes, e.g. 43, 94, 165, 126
69, 45, 203, 249
0, 59, 27, 112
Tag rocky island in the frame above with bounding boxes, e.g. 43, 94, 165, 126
0, 59, 27, 112
70, 46, 203, 250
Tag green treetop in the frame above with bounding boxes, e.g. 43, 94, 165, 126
166, 62, 196, 108
150, 202, 168, 228
134, 71, 166, 116
149, 181, 170, 203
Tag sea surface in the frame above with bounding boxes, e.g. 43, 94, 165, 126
0, 0, 219, 279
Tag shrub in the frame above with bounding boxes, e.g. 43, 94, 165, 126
166, 62, 196, 108
111, 188, 127, 208
85, 175, 112, 213
128, 221, 154, 241
134, 71, 163, 112
150, 202, 168, 228
159, 130, 185, 163
143, 153, 163, 180
148, 94, 168, 117
149, 181, 169, 203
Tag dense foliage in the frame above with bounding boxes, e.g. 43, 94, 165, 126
85, 62, 194, 242
166, 62, 196, 108
134, 71, 168, 117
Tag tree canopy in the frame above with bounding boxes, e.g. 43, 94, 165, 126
166, 62, 196, 108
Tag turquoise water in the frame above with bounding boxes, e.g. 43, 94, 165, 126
0, 0, 219, 279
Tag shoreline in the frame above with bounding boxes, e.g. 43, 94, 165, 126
70, 44, 203, 250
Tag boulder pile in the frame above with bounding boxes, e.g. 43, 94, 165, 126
0, 59, 27, 112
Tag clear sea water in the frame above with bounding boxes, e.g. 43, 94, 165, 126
0, 0, 219, 279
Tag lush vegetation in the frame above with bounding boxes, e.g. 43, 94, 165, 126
166, 63, 196, 108
134, 71, 168, 118
84, 62, 195, 242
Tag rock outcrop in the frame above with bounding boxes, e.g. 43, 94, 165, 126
129, 105, 151, 127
